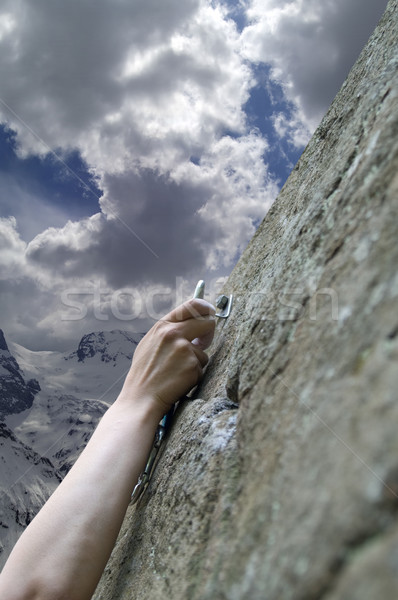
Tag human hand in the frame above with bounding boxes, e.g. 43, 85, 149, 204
119, 298, 216, 419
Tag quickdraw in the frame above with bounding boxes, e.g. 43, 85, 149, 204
130, 280, 232, 504
130, 407, 175, 504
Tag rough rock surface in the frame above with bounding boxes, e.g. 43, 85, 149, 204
93, 2, 398, 598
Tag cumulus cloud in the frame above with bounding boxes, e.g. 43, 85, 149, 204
0, 0, 387, 349
0, 218, 61, 350
241, 0, 387, 135
1, 0, 265, 264
26, 133, 277, 287
0, 217, 26, 278
0, 0, 250, 167
0, 172, 79, 240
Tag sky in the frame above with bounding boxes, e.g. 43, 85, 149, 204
0, 0, 387, 351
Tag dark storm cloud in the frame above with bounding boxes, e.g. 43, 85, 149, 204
26, 168, 221, 288
0, 0, 386, 351
0, 0, 199, 139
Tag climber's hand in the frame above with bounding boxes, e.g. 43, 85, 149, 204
119, 298, 216, 419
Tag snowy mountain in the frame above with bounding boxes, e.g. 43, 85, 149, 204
0, 328, 143, 568
0, 330, 40, 419
0, 422, 62, 564
71, 330, 142, 364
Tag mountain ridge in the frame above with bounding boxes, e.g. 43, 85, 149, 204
0, 329, 40, 419
0, 326, 142, 568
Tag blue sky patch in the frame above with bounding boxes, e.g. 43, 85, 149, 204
0, 124, 102, 239
243, 64, 305, 186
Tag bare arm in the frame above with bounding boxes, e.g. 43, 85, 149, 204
0, 298, 215, 600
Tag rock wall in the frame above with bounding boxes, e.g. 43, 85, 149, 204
93, 2, 398, 598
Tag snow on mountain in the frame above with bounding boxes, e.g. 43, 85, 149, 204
0, 330, 40, 419
7, 329, 144, 470
0, 328, 144, 568
0, 422, 62, 566
70, 330, 143, 364
10, 329, 143, 405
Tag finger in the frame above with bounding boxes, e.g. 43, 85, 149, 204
191, 329, 214, 350
165, 298, 215, 323
191, 344, 209, 368
178, 314, 215, 345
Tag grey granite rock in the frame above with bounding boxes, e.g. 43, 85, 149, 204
93, 2, 398, 598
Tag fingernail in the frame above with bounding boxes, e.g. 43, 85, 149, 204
192, 332, 214, 350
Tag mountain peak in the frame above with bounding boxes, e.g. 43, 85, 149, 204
0, 329, 9, 352
70, 330, 144, 364
0, 330, 40, 419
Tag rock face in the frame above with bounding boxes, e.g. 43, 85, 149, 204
93, 3, 398, 599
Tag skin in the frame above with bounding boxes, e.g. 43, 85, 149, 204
0, 298, 216, 600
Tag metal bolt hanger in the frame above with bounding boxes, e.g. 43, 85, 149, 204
131, 280, 232, 505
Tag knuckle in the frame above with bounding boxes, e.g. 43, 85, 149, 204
161, 326, 181, 343
178, 341, 195, 362
186, 298, 209, 320
185, 299, 200, 318
186, 352, 198, 368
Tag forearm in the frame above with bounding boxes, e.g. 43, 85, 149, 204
0, 396, 160, 600
0, 297, 216, 600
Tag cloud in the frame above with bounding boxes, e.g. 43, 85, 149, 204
26, 132, 277, 287
1, 0, 265, 268
0, 172, 76, 241
0, 217, 26, 278
25, 175, 214, 288
241, 0, 387, 133
0, 0, 250, 168
271, 111, 310, 149
0, 218, 61, 350
0, 0, 387, 349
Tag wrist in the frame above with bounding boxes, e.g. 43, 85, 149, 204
112, 389, 166, 427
